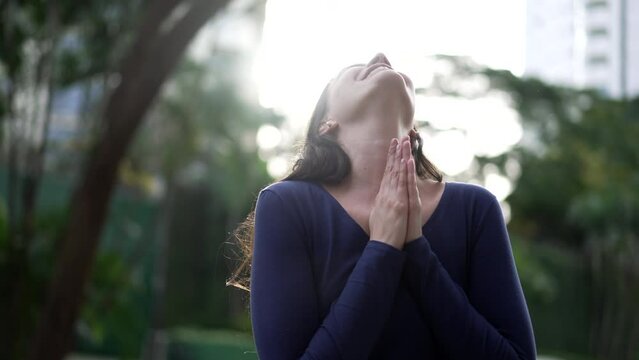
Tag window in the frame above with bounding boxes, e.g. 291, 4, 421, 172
588, 27, 608, 38
588, 54, 608, 65
586, 0, 608, 10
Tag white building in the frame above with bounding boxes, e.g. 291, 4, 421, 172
525, 0, 639, 98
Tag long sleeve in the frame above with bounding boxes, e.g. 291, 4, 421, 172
250, 189, 407, 360
402, 193, 537, 360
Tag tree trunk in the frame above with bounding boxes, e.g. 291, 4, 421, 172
28, 1, 230, 359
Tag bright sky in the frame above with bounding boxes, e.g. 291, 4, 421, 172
254, 0, 525, 124
250, 0, 526, 208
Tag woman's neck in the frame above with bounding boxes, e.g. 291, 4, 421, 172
328, 117, 407, 200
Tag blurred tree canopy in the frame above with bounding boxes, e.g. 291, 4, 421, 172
1, 0, 272, 358
2, 0, 145, 358
424, 56, 639, 360
130, 53, 280, 338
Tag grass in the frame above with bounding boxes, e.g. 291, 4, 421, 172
168, 328, 257, 360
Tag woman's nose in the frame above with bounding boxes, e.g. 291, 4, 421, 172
367, 53, 391, 68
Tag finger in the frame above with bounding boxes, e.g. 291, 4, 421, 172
404, 136, 413, 158
392, 136, 409, 189
402, 137, 411, 163
398, 149, 407, 193
385, 138, 398, 175
402, 134, 411, 148
398, 159, 407, 201
402, 136, 412, 194
380, 139, 397, 191
390, 138, 402, 188
407, 158, 419, 206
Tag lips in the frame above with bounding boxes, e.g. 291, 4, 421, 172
360, 63, 392, 80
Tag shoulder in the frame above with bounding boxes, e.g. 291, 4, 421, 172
445, 181, 502, 231
262, 179, 314, 195
445, 181, 499, 210
256, 180, 320, 221
255, 180, 323, 238
260, 180, 318, 204
446, 182, 508, 247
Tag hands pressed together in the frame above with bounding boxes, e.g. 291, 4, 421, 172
369, 135, 423, 250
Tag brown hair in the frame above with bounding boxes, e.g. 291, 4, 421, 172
226, 82, 443, 291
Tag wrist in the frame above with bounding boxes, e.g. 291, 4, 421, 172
406, 232, 422, 244
406, 236, 419, 244
370, 229, 403, 250
370, 237, 403, 251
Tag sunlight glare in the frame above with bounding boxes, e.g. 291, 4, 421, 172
256, 124, 282, 150
253, 0, 526, 176
267, 156, 289, 178
254, 0, 525, 125
484, 172, 513, 202
422, 130, 474, 176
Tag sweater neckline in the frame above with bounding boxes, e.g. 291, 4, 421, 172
307, 180, 451, 239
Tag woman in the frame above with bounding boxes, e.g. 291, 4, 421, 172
229, 53, 537, 359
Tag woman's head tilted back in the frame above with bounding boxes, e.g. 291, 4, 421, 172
227, 53, 442, 291
284, 52, 442, 185
324, 52, 415, 130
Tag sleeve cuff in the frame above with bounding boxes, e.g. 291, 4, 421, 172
403, 235, 428, 254
368, 239, 407, 257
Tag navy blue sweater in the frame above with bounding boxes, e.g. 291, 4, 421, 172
250, 180, 536, 359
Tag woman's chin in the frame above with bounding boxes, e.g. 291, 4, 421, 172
371, 71, 414, 97
375, 73, 415, 118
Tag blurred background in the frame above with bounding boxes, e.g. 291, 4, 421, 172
0, 0, 638, 359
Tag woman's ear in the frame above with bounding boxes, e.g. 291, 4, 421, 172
318, 119, 339, 136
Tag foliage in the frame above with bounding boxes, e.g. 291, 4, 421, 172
0, 167, 159, 358
512, 235, 591, 355
428, 55, 639, 359
128, 52, 281, 330
0, 1, 144, 357
132, 53, 281, 214
488, 71, 639, 359
2, 0, 269, 357
3, 0, 238, 358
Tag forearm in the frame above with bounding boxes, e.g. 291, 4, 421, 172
402, 236, 536, 360
252, 238, 407, 360
305, 240, 406, 359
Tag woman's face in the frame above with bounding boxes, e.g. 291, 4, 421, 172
327, 53, 415, 128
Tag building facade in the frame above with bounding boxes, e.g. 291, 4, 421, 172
525, 0, 639, 98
